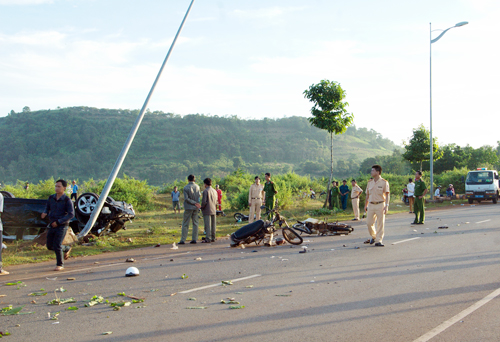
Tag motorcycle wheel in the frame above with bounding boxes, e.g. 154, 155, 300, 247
292, 223, 310, 235
234, 213, 245, 222
282, 227, 303, 245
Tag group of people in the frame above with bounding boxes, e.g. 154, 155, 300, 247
174, 173, 278, 245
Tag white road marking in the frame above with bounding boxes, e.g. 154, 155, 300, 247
0, 251, 192, 283
413, 287, 500, 342
179, 274, 262, 294
392, 237, 421, 245
475, 219, 491, 224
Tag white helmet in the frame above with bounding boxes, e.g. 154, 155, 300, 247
125, 267, 139, 277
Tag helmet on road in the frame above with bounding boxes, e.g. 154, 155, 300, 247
125, 267, 139, 277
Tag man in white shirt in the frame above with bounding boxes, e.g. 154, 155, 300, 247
407, 178, 415, 214
434, 186, 442, 197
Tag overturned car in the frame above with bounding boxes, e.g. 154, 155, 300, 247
1, 191, 135, 240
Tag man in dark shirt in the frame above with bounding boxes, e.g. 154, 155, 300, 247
339, 180, 350, 211
41, 179, 75, 271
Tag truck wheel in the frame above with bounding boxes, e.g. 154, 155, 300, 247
493, 196, 498, 204
468, 199, 473, 204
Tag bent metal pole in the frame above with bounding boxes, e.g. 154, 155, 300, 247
79, 0, 196, 238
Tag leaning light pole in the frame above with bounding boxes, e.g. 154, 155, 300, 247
429, 21, 468, 199
79, 0, 196, 238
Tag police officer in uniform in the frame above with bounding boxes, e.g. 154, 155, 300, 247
263, 173, 278, 220
331, 181, 340, 210
248, 176, 264, 223
364, 165, 390, 247
412, 170, 428, 225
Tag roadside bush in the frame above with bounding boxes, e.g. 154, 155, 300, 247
83, 175, 157, 212
433, 168, 467, 194
2, 178, 57, 199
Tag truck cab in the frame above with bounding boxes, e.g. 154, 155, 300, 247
465, 168, 499, 204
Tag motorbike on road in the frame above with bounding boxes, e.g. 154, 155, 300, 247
230, 202, 303, 247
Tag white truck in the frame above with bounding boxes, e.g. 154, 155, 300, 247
465, 168, 500, 204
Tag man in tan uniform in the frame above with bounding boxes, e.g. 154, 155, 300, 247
248, 176, 264, 223
350, 179, 363, 221
364, 165, 390, 247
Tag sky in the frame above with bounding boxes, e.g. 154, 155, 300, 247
0, 0, 499, 148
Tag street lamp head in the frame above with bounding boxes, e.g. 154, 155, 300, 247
455, 21, 468, 27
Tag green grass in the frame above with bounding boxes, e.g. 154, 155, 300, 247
1, 195, 468, 267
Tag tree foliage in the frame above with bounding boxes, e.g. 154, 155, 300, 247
0, 107, 394, 186
402, 124, 443, 171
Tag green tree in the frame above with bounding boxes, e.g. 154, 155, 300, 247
22, 106, 31, 113
303, 80, 354, 207
403, 124, 443, 171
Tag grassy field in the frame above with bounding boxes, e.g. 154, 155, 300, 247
1, 194, 467, 267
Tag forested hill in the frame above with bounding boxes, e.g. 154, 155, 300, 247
0, 107, 398, 185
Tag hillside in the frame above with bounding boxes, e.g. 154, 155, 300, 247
0, 107, 398, 185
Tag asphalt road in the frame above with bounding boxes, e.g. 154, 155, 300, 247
1, 203, 500, 342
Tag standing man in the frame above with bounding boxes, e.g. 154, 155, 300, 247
201, 178, 218, 243
407, 178, 415, 213
364, 165, 390, 247
180, 175, 201, 245
70, 180, 78, 202
248, 176, 264, 223
171, 186, 181, 214
0, 192, 9, 275
263, 173, 278, 220
412, 171, 428, 225
350, 179, 363, 221
215, 185, 222, 211
339, 180, 350, 211
331, 181, 340, 210
41, 179, 75, 271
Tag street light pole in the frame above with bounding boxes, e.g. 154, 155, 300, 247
429, 21, 468, 200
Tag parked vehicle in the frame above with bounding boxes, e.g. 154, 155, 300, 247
230, 202, 303, 247
465, 168, 499, 204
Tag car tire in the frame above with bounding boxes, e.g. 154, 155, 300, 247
76, 193, 100, 216
0, 191, 15, 198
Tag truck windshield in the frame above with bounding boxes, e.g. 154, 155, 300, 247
466, 171, 494, 185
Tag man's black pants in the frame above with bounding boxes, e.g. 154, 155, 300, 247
46, 226, 70, 267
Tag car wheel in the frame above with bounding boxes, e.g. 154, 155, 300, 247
76, 193, 99, 216
0, 191, 15, 198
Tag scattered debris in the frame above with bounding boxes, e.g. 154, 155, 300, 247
222, 280, 233, 285
102, 332, 113, 335
66, 306, 78, 311
221, 299, 240, 304
127, 295, 145, 301
85, 295, 104, 307
354, 246, 360, 249
52, 321, 59, 325
171, 243, 178, 250
2, 305, 34, 316
155, 243, 161, 248
117, 292, 126, 296
343, 245, 347, 247
94, 262, 99, 264
126, 238, 133, 243
5, 281, 23, 286
186, 306, 207, 309
229, 305, 245, 309
438, 226, 449, 229
29, 292, 48, 296
47, 298, 76, 305
195, 257, 202, 261
67, 278, 76, 281
235, 292, 243, 294
181, 274, 188, 279
126, 258, 136, 263
275, 294, 291, 297
110, 301, 131, 309
245, 285, 254, 288
188, 298, 196, 301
